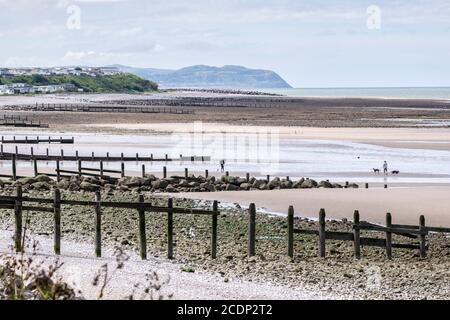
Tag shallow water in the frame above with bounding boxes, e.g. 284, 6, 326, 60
1, 131, 450, 184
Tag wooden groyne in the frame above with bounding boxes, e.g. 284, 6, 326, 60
3, 104, 195, 114
1, 185, 219, 260
0, 114, 49, 128
0, 149, 210, 162
1, 136, 74, 144
2, 183, 449, 261
283, 208, 450, 259
101, 97, 300, 108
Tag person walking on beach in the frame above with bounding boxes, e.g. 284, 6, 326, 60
383, 161, 388, 175
220, 159, 225, 173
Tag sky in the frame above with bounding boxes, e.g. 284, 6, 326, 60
0, 0, 449, 88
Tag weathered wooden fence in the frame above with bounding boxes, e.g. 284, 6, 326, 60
4, 104, 195, 115
0, 155, 212, 181
282, 207, 450, 259
1, 185, 219, 260
0, 148, 210, 163
1, 136, 74, 144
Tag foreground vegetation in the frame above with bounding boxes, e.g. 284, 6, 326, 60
0, 73, 158, 93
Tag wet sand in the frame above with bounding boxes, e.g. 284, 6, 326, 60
92, 123, 450, 151
176, 187, 450, 226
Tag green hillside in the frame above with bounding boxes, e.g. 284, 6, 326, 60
0, 73, 158, 93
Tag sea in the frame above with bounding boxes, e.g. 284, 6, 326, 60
260, 87, 450, 101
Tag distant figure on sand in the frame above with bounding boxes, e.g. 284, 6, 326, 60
220, 159, 225, 173
383, 161, 388, 175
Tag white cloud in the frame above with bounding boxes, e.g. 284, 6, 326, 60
119, 27, 143, 36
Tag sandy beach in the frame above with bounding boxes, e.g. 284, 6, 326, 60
177, 186, 450, 226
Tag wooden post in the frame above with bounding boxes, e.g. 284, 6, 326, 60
225, 171, 229, 177
106, 152, 109, 161
142, 164, 146, 178
138, 194, 147, 260
167, 198, 174, 259
95, 191, 102, 257
99, 160, 104, 177
386, 212, 392, 259
419, 215, 426, 258
56, 159, 61, 182
165, 154, 168, 161
185, 168, 188, 178
266, 175, 270, 183
121, 153, 124, 161
12, 154, 17, 181
46, 148, 49, 160
211, 201, 218, 259
78, 160, 82, 177
121, 162, 125, 178
205, 169, 209, 178
0, 144, 3, 156
75, 150, 79, 160
384, 184, 388, 189
14, 184, 23, 253
354, 210, 361, 259
163, 166, 167, 178
33, 158, 38, 176
248, 203, 256, 257
53, 188, 61, 255
135, 153, 139, 161
91, 152, 94, 161
15, 145, 18, 156
31, 147, 34, 157
287, 206, 294, 258
365, 183, 369, 189
246, 173, 250, 182
319, 208, 326, 258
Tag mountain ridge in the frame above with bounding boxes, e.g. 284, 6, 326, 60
107, 64, 292, 89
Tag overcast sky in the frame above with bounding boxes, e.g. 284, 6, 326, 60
0, 0, 449, 87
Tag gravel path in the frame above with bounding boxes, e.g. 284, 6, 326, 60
0, 230, 325, 300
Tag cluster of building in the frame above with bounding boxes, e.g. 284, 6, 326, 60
0, 66, 122, 77
0, 83, 78, 95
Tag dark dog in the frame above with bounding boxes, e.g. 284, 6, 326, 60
391, 170, 400, 175
373, 168, 380, 174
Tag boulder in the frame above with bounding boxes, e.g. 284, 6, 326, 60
293, 178, 305, 189
80, 182, 101, 192
252, 179, 266, 189
239, 183, 252, 191
68, 182, 80, 191
225, 183, 239, 191
268, 178, 281, 189
165, 185, 178, 193
200, 183, 215, 192
300, 179, 318, 189
16, 177, 36, 185
347, 183, 359, 189
35, 175, 52, 183
332, 183, 343, 188
151, 179, 169, 190
280, 180, 293, 189
318, 180, 333, 188
259, 183, 268, 190
56, 179, 70, 190
178, 180, 190, 187
30, 182, 51, 191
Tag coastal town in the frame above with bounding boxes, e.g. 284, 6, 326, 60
0, 66, 124, 95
